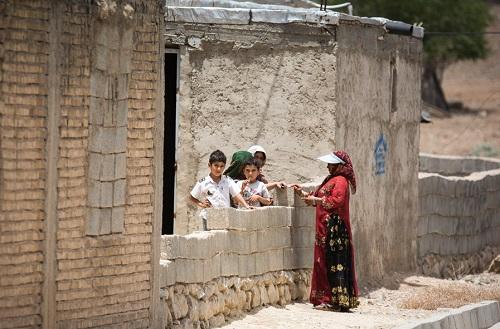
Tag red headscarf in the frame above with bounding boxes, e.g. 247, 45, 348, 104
334, 150, 357, 195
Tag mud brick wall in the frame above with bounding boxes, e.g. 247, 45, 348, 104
418, 155, 500, 277
0, 1, 163, 328
0, 1, 50, 328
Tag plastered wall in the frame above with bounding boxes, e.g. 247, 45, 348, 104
170, 24, 423, 291
334, 23, 422, 285
169, 23, 339, 234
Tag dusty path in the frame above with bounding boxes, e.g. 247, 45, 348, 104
222, 273, 500, 329
222, 302, 435, 329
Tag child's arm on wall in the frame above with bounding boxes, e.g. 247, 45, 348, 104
189, 195, 211, 208
233, 193, 251, 209
256, 194, 272, 206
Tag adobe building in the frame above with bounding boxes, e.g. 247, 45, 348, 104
0, 0, 423, 328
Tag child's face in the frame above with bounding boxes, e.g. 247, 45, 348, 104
209, 161, 225, 178
254, 152, 266, 166
244, 164, 259, 182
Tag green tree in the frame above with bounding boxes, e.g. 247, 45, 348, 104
324, 0, 492, 110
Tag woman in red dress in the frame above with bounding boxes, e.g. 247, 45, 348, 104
294, 150, 359, 311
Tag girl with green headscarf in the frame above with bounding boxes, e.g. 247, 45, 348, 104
224, 151, 252, 181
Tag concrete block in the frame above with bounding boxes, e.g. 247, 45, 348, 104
89, 126, 102, 153
90, 68, 109, 97
87, 208, 101, 236
100, 181, 113, 207
238, 254, 256, 277
220, 252, 239, 277
89, 97, 104, 125
203, 253, 221, 282
115, 100, 128, 127
116, 127, 128, 153
117, 74, 129, 101
417, 216, 429, 237
88, 179, 101, 207
250, 9, 288, 24
227, 230, 256, 254
114, 153, 126, 179
266, 207, 292, 228
101, 154, 115, 181
119, 50, 132, 74
291, 227, 314, 249
111, 206, 124, 233
176, 258, 204, 283
268, 248, 284, 272
177, 230, 227, 259
99, 208, 112, 235
160, 259, 177, 287
205, 208, 230, 230
427, 215, 457, 236
283, 247, 313, 270
108, 49, 120, 75
103, 100, 113, 127
273, 188, 295, 207
113, 179, 126, 206
257, 227, 291, 252
292, 207, 315, 228
255, 251, 270, 275
161, 235, 180, 260
88, 152, 103, 180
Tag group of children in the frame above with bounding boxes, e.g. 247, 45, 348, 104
190, 146, 285, 228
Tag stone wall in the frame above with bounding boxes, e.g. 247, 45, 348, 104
0, 1, 163, 328
159, 193, 315, 328
418, 155, 500, 278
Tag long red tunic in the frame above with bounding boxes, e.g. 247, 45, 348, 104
309, 175, 359, 305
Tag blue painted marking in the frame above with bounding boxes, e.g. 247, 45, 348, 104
374, 133, 388, 176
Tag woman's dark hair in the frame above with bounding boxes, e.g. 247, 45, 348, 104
243, 157, 262, 170
209, 150, 226, 164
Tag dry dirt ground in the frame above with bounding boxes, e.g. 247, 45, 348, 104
222, 273, 500, 329
420, 3, 500, 157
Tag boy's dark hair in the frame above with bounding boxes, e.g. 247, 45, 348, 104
243, 157, 262, 169
209, 150, 227, 164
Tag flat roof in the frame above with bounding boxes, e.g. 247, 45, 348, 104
165, 0, 424, 39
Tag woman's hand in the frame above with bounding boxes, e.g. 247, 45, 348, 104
291, 184, 308, 197
302, 194, 315, 206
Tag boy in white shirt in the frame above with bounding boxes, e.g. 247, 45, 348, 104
238, 157, 272, 207
190, 150, 251, 230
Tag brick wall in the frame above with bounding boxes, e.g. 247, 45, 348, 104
0, 1, 163, 328
0, 1, 50, 327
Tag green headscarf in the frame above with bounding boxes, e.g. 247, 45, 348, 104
224, 151, 252, 180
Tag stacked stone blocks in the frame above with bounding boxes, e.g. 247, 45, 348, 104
160, 188, 316, 327
418, 154, 500, 277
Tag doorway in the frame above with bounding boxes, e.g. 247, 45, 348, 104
162, 49, 179, 234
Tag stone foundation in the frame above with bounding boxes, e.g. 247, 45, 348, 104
161, 270, 311, 328
419, 246, 500, 278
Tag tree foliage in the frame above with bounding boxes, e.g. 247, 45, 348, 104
325, 0, 492, 67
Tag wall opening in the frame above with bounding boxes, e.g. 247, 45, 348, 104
390, 55, 398, 113
162, 49, 179, 234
